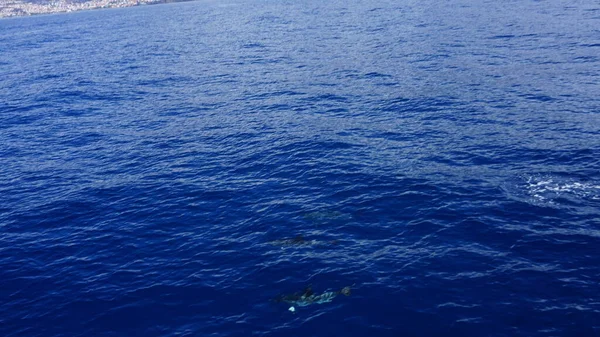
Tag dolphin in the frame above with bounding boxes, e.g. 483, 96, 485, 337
274, 285, 351, 307
267, 235, 338, 247
303, 210, 351, 221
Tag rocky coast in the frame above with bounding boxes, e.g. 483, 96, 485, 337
0, 0, 182, 18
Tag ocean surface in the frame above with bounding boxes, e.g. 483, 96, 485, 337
1, 0, 599, 336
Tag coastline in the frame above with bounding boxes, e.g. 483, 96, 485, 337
0, 0, 192, 19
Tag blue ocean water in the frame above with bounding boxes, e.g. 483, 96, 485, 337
1, 0, 600, 335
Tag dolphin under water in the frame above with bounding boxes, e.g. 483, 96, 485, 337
267, 235, 339, 247
274, 285, 351, 307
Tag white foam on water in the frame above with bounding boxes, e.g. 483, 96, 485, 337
522, 176, 600, 204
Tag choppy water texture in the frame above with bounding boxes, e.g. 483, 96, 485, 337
1, 0, 600, 336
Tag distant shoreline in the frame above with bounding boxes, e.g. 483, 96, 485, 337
0, 0, 194, 19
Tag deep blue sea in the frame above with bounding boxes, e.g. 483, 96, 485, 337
1, 0, 600, 336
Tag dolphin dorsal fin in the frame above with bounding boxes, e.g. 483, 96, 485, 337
303, 285, 313, 297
